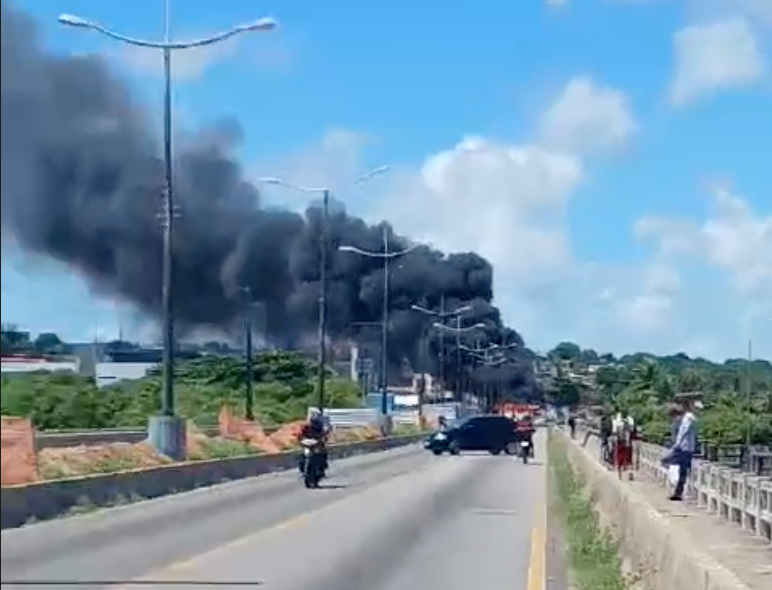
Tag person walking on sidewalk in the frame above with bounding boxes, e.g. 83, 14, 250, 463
567, 414, 577, 439
664, 395, 701, 501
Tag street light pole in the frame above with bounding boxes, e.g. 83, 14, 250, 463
258, 166, 389, 413
59, 3, 277, 460
317, 189, 329, 412
339, 227, 418, 431
241, 287, 255, 421
380, 226, 390, 418
160, 3, 174, 421
456, 315, 462, 405
439, 295, 446, 388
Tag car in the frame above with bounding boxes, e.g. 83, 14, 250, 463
424, 415, 526, 456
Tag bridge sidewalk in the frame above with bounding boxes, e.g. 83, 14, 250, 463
580, 434, 771, 588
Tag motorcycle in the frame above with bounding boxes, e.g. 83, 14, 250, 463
299, 438, 324, 488
519, 439, 531, 464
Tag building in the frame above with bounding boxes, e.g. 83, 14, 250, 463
95, 349, 162, 388
1, 354, 80, 374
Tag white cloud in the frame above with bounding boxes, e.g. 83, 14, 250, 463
247, 74, 770, 359
115, 31, 290, 82
619, 293, 674, 332
375, 77, 644, 350
384, 77, 634, 282
670, 18, 766, 104
637, 187, 772, 301
116, 40, 239, 82
538, 77, 637, 155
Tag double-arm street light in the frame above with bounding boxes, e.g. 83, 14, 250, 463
432, 320, 486, 408
339, 231, 419, 420
258, 166, 389, 413
411, 303, 472, 392
59, 3, 277, 459
459, 344, 517, 411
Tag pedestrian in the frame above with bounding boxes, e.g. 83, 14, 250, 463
611, 412, 636, 479
599, 409, 613, 464
567, 414, 576, 439
663, 396, 700, 501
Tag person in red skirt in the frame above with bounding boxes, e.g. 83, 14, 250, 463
611, 413, 637, 479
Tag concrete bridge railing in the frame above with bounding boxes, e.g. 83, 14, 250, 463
637, 441, 772, 544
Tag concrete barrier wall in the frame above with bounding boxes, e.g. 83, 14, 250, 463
551, 429, 751, 590
1, 435, 422, 530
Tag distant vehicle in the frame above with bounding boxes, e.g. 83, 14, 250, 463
424, 415, 523, 456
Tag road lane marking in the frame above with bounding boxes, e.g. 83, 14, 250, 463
111, 463, 424, 589
527, 497, 546, 590
527, 452, 548, 590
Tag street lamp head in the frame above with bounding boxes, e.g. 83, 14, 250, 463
356, 165, 391, 184
257, 177, 283, 186
455, 305, 473, 314
58, 13, 93, 28
338, 245, 357, 253
239, 17, 278, 32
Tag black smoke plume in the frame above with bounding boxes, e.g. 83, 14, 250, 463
1, 1, 538, 400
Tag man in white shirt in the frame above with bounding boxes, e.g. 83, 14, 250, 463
668, 397, 701, 500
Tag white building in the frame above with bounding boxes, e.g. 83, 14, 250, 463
94, 349, 162, 388
1, 355, 80, 374
94, 362, 158, 388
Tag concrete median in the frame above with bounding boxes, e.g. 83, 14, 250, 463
1, 435, 423, 530
551, 428, 751, 590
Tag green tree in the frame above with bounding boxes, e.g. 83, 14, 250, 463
2, 351, 365, 429
550, 341, 582, 362
33, 332, 63, 354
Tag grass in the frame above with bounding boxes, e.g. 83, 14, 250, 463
548, 433, 631, 590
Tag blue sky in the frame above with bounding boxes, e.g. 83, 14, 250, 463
2, 0, 771, 360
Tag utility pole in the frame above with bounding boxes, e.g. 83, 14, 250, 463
418, 323, 430, 426
439, 295, 446, 392
744, 338, 753, 465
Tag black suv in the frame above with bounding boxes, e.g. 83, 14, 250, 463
424, 415, 523, 455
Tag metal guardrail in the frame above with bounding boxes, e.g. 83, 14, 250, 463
636, 441, 771, 544
34, 403, 460, 448
36, 426, 270, 449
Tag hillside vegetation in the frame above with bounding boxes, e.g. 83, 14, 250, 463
1, 351, 362, 430
546, 342, 772, 446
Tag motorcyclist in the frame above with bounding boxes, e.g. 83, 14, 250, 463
298, 408, 329, 473
515, 414, 536, 454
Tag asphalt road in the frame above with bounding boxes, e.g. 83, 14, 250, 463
2, 431, 551, 590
